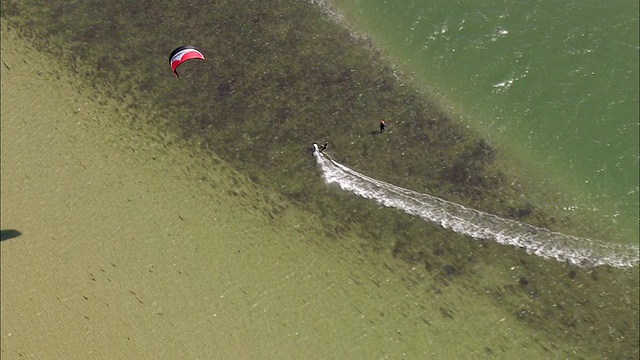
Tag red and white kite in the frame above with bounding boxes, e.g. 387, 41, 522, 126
169, 46, 205, 78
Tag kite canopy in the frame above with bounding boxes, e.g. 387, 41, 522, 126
169, 46, 205, 78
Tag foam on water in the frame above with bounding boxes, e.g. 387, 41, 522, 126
313, 145, 639, 268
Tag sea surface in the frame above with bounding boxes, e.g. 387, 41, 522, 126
2, 0, 638, 357
323, 0, 639, 244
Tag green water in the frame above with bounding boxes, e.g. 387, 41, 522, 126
328, 0, 639, 243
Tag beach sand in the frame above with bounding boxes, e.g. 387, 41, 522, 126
1, 25, 574, 359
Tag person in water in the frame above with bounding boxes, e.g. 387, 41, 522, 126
318, 142, 328, 152
379, 119, 386, 133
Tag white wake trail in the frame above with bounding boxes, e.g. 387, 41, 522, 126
312, 146, 639, 268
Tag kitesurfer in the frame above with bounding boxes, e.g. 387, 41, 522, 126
318, 142, 328, 152
380, 119, 386, 133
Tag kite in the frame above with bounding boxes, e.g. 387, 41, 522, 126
169, 46, 205, 78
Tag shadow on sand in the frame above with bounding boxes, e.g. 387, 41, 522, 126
1, 229, 23, 242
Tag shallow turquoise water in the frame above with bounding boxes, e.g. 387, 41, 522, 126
327, 0, 639, 244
